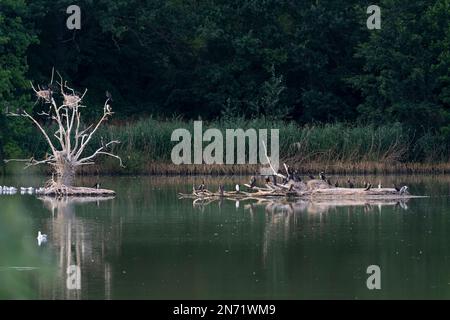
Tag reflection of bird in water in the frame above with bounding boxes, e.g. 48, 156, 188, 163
37, 231, 47, 246
399, 201, 408, 210
363, 204, 372, 213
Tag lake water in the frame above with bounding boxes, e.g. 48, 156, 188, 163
1, 174, 450, 299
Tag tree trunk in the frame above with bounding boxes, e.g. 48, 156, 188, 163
55, 153, 76, 187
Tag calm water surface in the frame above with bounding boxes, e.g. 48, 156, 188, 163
1, 175, 450, 299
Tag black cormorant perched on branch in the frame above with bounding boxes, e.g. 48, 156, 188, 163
319, 172, 326, 180
293, 170, 301, 182
198, 180, 205, 191
106, 90, 113, 101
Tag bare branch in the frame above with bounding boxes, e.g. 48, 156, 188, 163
261, 141, 285, 179
73, 99, 113, 159
77, 140, 123, 167
6, 71, 124, 187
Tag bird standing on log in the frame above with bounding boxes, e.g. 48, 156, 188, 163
347, 179, 354, 188
249, 176, 257, 188
319, 172, 326, 181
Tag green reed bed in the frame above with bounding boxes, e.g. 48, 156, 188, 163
2, 117, 450, 175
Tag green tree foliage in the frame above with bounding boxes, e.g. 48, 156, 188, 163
351, 0, 450, 132
26, 0, 363, 122
2, 0, 450, 162
0, 0, 36, 161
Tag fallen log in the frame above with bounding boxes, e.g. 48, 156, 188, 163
37, 186, 116, 197
179, 186, 425, 201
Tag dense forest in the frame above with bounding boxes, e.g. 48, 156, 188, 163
1, 0, 450, 171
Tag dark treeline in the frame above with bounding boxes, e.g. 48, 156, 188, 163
1, 0, 450, 164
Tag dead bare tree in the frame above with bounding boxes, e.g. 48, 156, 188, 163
4, 70, 123, 192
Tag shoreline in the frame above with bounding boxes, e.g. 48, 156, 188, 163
3, 161, 450, 176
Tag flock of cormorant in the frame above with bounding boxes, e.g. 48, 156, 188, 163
193, 170, 410, 195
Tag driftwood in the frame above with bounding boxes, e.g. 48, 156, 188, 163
179, 185, 423, 202
179, 150, 424, 203
37, 186, 115, 197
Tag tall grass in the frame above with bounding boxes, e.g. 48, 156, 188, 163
3, 117, 450, 175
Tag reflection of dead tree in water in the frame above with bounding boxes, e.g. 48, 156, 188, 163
4, 69, 123, 196
38, 196, 120, 299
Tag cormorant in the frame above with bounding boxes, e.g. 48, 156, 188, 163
364, 183, 372, 191
327, 179, 332, 186
92, 182, 100, 189
264, 176, 270, 184
378, 181, 382, 189
293, 170, 301, 182
106, 90, 113, 101
399, 186, 408, 194
249, 176, 257, 188
393, 184, 400, 192
319, 172, 326, 181
335, 181, 339, 188
198, 180, 205, 191
347, 179, 354, 188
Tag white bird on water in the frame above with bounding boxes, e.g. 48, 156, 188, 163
1, 186, 17, 194
37, 231, 47, 246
